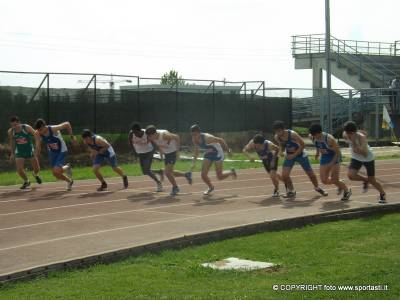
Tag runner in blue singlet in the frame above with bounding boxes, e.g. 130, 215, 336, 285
190, 124, 237, 196
273, 120, 327, 198
309, 123, 351, 201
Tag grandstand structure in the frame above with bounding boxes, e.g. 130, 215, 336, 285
292, 34, 400, 136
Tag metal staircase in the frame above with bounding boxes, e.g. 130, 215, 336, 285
292, 34, 400, 88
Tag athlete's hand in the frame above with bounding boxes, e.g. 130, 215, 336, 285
227, 148, 233, 158
314, 154, 320, 161
9, 153, 14, 162
190, 161, 196, 171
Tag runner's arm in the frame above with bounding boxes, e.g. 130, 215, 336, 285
34, 131, 42, 157
242, 140, 255, 161
327, 135, 340, 167
7, 129, 15, 160
94, 136, 111, 154
352, 134, 369, 157
274, 134, 285, 157
290, 131, 305, 156
206, 134, 231, 153
191, 137, 199, 170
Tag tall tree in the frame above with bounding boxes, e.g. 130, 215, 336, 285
160, 70, 185, 87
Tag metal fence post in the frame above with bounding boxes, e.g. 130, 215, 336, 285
289, 88, 293, 128
175, 82, 179, 131
348, 89, 352, 121
46, 74, 50, 123
94, 75, 97, 132
375, 92, 379, 143
212, 81, 215, 132
244, 82, 247, 131
137, 77, 140, 122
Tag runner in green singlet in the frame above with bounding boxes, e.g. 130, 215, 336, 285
8, 116, 42, 189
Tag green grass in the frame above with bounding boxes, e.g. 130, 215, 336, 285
1, 213, 399, 299
2, 152, 400, 186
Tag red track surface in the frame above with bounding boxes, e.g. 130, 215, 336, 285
1, 160, 400, 277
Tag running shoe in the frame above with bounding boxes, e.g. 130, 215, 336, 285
341, 189, 352, 201
337, 180, 344, 195
67, 179, 74, 191
170, 186, 180, 196
20, 181, 30, 190
379, 193, 387, 204
97, 182, 108, 191
231, 168, 237, 179
203, 186, 215, 196
272, 189, 280, 197
123, 175, 129, 188
283, 190, 296, 198
156, 183, 163, 192
34, 175, 42, 184
315, 187, 328, 196
185, 172, 193, 185
362, 181, 369, 193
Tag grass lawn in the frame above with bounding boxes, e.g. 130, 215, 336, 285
1, 213, 399, 299
1, 152, 400, 187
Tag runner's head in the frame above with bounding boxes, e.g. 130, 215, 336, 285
309, 123, 323, 139
9, 116, 20, 129
190, 124, 201, 138
130, 122, 143, 137
34, 119, 48, 135
272, 120, 285, 138
81, 129, 95, 145
145, 125, 157, 142
252, 134, 265, 151
343, 121, 357, 138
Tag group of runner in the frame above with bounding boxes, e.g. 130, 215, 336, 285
6, 116, 386, 203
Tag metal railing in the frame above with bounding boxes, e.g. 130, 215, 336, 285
292, 34, 399, 56
292, 34, 399, 87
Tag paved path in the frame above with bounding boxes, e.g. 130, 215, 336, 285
1, 160, 399, 278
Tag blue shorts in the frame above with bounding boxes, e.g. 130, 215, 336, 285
203, 149, 224, 162
49, 151, 67, 168
93, 154, 118, 167
320, 154, 341, 166
164, 152, 177, 165
283, 154, 312, 172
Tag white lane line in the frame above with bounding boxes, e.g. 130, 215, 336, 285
2, 171, 400, 217
1, 179, 399, 231
0, 158, 399, 193
1, 191, 399, 252
2, 165, 400, 205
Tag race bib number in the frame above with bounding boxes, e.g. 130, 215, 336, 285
48, 143, 59, 150
15, 137, 28, 145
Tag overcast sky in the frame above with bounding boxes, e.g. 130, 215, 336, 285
1, 0, 399, 89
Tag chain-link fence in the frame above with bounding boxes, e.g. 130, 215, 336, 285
0, 71, 292, 143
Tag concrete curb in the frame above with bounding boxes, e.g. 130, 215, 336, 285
1, 202, 399, 284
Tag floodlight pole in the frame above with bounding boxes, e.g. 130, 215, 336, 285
325, 0, 332, 132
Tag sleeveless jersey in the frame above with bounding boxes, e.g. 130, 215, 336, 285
40, 126, 67, 153
13, 124, 34, 156
87, 135, 115, 157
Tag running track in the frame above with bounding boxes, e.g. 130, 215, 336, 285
1, 159, 400, 278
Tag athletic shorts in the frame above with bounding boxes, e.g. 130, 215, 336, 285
164, 151, 177, 165
93, 154, 118, 168
15, 151, 34, 159
283, 154, 312, 172
349, 159, 375, 177
49, 151, 67, 168
320, 154, 341, 166
262, 155, 278, 173
203, 149, 224, 162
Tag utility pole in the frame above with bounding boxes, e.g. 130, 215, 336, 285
325, 0, 332, 132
